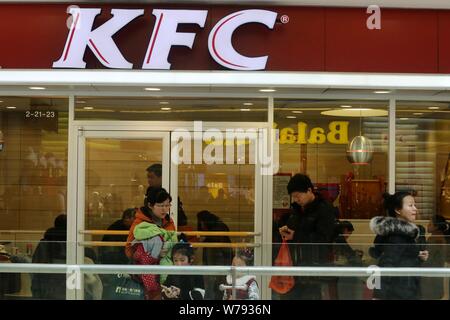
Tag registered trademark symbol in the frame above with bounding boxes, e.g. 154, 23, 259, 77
280, 15, 289, 24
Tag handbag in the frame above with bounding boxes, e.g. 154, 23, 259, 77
107, 273, 145, 300
269, 240, 295, 294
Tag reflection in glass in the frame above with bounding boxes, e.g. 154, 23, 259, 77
396, 102, 450, 220
85, 138, 162, 229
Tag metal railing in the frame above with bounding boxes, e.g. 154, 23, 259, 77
2, 263, 449, 300
1, 263, 450, 278
0, 230, 260, 237
80, 230, 259, 237
79, 241, 259, 248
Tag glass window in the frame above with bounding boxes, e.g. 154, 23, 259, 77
85, 138, 163, 230
396, 101, 450, 220
178, 144, 255, 232
273, 99, 389, 220
0, 96, 68, 299
271, 99, 389, 300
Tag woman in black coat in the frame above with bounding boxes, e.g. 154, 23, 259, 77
369, 192, 429, 300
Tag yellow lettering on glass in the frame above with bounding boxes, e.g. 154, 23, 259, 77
277, 121, 350, 145
327, 121, 349, 144
297, 122, 307, 144
308, 127, 326, 144
279, 128, 296, 144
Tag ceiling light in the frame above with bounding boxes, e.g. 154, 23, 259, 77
373, 90, 391, 94
77, 100, 86, 104
6, 106, 16, 109
259, 88, 276, 92
400, 118, 409, 120
83, 106, 94, 110
340, 105, 352, 108
240, 108, 251, 111
243, 102, 254, 106
159, 101, 169, 105
29, 87, 46, 90
144, 87, 161, 91
286, 115, 296, 119
0, 101, 3, 103
292, 110, 303, 114
161, 107, 171, 111
428, 106, 440, 110
92, 109, 114, 113
413, 113, 424, 115
321, 108, 388, 117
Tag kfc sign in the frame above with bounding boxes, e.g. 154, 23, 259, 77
53, 8, 277, 71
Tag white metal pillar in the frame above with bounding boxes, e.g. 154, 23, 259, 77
66, 95, 80, 300
260, 96, 275, 300
388, 98, 396, 194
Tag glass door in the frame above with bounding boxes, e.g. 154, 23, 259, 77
82, 132, 169, 227
74, 126, 266, 299
170, 129, 264, 299
75, 130, 170, 298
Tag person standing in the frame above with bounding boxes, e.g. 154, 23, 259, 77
126, 187, 176, 261
128, 187, 177, 300
146, 164, 163, 189
146, 164, 189, 230
278, 174, 337, 300
369, 192, 429, 300
100, 208, 136, 265
333, 221, 364, 300
99, 208, 136, 299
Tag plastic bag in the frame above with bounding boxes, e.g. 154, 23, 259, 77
106, 274, 145, 300
269, 240, 295, 294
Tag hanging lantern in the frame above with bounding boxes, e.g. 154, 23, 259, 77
346, 135, 374, 165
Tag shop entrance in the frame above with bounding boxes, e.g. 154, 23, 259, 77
71, 124, 267, 299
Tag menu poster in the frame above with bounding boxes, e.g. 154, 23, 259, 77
273, 173, 292, 209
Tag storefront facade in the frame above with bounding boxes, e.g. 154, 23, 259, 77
0, 1, 449, 300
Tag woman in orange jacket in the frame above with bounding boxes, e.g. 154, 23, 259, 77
125, 187, 177, 299
125, 187, 176, 260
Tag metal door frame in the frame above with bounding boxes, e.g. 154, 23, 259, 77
72, 128, 170, 299
68, 121, 268, 299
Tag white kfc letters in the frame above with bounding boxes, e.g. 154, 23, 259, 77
53, 8, 277, 70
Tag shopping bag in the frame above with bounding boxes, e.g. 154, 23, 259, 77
107, 273, 145, 300
269, 240, 295, 294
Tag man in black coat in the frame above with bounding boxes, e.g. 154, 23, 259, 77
97, 208, 136, 300
278, 174, 336, 300
32, 214, 99, 299
99, 208, 136, 265
31, 214, 68, 299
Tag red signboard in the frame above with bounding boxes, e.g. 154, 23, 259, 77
0, 4, 447, 73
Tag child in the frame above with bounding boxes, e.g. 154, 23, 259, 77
221, 248, 260, 300
161, 242, 205, 300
